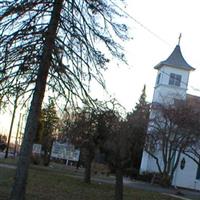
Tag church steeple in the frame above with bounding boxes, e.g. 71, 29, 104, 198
152, 42, 194, 104
154, 43, 195, 71
178, 33, 182, 46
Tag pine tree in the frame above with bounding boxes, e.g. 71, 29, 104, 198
127, 85, 150, 170
0, 1, 129, 199
41, 99, 59, 166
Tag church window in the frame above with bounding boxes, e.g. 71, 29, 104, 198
169, 73, 181, 86
180, 158, 186, 170
196, 162, 200, 180
156, 73, 161, 85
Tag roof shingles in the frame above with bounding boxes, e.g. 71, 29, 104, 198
154, 45, 195, 71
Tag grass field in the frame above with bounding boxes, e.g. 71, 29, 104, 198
0, 163, 182, 200
0, 157, 17, 165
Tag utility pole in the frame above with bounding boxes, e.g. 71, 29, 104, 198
13, 113, 22, 157
4, 89, 19, 158
18, 113, 25, 150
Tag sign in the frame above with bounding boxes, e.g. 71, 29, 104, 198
51, 141, 80, 161
32, 143, 42, 154
67, 149, 80, 161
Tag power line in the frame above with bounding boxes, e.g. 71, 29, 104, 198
111, 1, 200, 94
159, 70, 200, 93
111, 1, 171, 46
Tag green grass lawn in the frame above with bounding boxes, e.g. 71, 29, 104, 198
0, 165, 181, 200
0, 157, 18, 165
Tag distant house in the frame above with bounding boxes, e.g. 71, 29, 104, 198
140, 42, 200, 191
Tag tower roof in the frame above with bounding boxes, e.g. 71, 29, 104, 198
154, 45, 195, 71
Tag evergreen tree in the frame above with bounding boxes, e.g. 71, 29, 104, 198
41, 99, 59, 166
127, 85, 150, 171
33, 99, 59, 165
135, 85, 149, 115
0, 1, 128, 199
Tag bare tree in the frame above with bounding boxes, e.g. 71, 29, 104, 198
63, 100, 142, 200
181, 96, 200, 166
0, 1, 128, 199
183, 142, 200, 166
98, 109, 136, 200
66, 106, 98, 183
145, 101, 200, 186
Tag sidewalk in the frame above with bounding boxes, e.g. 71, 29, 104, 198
122, 178, 200, 200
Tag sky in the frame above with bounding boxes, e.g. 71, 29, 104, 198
91, 0, 200, 112
2, 0, 200, 140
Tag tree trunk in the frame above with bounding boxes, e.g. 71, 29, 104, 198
115, 168, 123, 200
170, 150, 182, 185
14, 113, 22, 157
83, 147, 93, 184
160, 172, 170, 187
84, 156, 92, 184
5, 93, 18, 158
9, 1, 63, 199
43, 139, 53, 166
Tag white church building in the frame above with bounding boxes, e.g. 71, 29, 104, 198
140, 42, 200, 191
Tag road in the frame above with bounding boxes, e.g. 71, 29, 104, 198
0, 152, 15, 158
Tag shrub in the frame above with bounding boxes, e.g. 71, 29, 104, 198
31, 154, 41, 165
92, 162, 110, 176
123, 168, 139, 179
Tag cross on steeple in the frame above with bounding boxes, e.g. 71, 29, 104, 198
178, 33, 182, 45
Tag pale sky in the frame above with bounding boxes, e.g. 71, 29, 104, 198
2, 0, 200, 139
92, 0, 200, 111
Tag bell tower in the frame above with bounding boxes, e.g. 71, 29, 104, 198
140, 39, 195, 173
152, 41, 195, 105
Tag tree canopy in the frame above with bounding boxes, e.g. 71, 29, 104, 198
127, 85, 150, 170
0, 1, 129, 199
0, 0, 128, 104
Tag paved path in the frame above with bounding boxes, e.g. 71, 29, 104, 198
0, 152, 14, 159
90, 176, 199, 200
162, 193, 193, 200
122, 178, 200, 200
0, 163, 199, 200
0, 163, 16, 169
